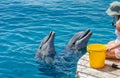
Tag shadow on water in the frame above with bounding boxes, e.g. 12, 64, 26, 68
37, 48, 87, 78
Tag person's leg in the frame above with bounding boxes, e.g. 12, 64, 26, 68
114, 49, 120, 59
106, 40, 120, 59
106, 49, 116, 59
106, 40, 116, 59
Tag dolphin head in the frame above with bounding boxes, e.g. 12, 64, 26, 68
67, 29, 92, 50
35, 31, 56, 65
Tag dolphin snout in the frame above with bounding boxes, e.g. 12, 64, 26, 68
80, 29, 92, 40
47, 31, 55, 43
67, 29, 92, 50
75, 29, 92, 50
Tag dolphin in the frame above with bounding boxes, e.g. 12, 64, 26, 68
67, 29, 92, 50
35, 29, 92, 65
35, 31, 56, 65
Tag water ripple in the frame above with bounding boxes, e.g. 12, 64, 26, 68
0, 0, 116, 78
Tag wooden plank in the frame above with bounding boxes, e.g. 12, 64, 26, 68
76, 53, 120, 78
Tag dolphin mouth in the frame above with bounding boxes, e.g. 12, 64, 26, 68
40, 31, 55, 49
67, 29, 92, 50
80, 29, 92, 39
35, 31, 56, 64
75, 29, 92, 50
44, 31, 55, 44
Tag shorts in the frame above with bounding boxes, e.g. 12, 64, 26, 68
115, 49, 120, 59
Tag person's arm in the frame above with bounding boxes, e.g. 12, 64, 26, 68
110, 42, 120, 49
116, 20, 120, 32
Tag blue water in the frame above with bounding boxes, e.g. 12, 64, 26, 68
0, 0, 118, 78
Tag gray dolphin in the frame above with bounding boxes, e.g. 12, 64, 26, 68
35, 29, 92, 64
67, 29, 92, 50
35, 31, 56, 65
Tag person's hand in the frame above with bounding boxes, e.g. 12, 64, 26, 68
106, 47, 113, 52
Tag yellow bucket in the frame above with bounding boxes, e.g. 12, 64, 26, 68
87, 44, 107, 68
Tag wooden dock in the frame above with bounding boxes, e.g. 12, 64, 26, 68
76, 53, 120, 78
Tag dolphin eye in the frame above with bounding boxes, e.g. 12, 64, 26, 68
73, 42, 75, 45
